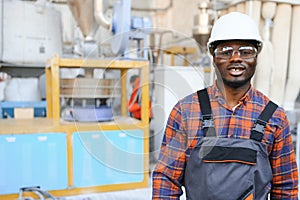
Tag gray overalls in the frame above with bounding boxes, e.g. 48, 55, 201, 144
184, 89, 278, 200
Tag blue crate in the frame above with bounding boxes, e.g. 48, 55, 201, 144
0, 101, 46, 118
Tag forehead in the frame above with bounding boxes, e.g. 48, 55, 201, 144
216, 40, 255, 48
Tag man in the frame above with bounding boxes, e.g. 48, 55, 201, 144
152, 12, 298, 199
128, 74, 153, 120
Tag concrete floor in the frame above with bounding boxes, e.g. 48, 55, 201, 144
65, 170, 154, 200
64, 162, 154, 200
65, 187, 152, 200
61, 154, 188, 200
64, 179, 187, 200
64, 170, 187, 200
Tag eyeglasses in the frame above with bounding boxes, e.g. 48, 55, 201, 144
214, 46, 258, 59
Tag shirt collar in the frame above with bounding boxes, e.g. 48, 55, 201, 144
210, 81, 254, 105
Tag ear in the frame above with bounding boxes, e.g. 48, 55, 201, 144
212, 56, 217, 66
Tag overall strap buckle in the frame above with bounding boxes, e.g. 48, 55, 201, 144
201, 114, 215, 129
250, 101, 278, 142
252, 119, 267, 134
197, 89, 216, 137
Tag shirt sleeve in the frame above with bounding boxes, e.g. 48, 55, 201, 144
152, 101, 187, 199
270, 114, 299, 199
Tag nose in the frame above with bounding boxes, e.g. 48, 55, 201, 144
230, 50, 242, 61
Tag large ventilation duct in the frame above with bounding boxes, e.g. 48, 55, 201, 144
67, 0, 99, 40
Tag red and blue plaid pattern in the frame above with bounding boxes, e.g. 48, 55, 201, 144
152, 82, 298, 199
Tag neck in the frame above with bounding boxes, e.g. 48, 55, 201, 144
216, 80, 251, 109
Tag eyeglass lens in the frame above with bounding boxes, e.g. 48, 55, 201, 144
214, 46, 257, 59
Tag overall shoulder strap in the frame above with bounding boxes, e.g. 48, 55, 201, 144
197, 88, 216, 137
250, 101, 278, 142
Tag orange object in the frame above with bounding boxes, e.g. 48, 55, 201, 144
245, 193, 254, 200
128, 76, 153, 120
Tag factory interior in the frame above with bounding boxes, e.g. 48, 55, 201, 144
0, 0, 300, 199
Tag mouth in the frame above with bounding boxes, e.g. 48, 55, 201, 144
227, 65, 246, 76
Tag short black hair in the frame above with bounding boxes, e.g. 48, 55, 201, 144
130, 75, 139, 83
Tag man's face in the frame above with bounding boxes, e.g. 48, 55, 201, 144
131, 78, 140, 89
213, 40, 257, 88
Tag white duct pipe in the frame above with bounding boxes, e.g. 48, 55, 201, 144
246, 0, 252, 16
269, 4, 292, 106
244, 0, 261, 87
94, 0, 111, 30
245, 0, 261, 25
283, 5, 300, 110
255, 2, 276, 96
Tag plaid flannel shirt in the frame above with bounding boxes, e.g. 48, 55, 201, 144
152, 83, 298, 199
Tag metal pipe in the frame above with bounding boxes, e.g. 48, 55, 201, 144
157, 30, 177, 65
283, 5, 300, 109
215, 0, 300, 10
254, 2, 276, 96
269, 3, 292, 105
94, 0, 111, 30
131, 0, 173, 13
106, 0, 173, 13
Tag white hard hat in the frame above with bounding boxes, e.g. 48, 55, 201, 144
207, 12, 263, 55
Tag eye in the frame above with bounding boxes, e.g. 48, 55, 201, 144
239, 47, 257, 58
214, 47, 234, 59
239, 49, 253, 56
217, 48, 233, 56
221, 50, 232, 55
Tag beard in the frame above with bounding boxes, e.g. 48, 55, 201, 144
214, 66, 255, 89
222, 76, 252, 88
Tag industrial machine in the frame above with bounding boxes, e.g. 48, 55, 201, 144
0, 0, 62, 119
0, 0, 63, 74
62, 0, 151, 122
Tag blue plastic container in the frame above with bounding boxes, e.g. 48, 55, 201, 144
0, 101, 47, 118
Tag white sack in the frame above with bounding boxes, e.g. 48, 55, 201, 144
5, 78, 41, 101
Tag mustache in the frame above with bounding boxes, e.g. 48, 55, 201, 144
227, 63, 246, 69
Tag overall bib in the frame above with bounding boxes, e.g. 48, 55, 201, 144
184, 89, 278, 200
